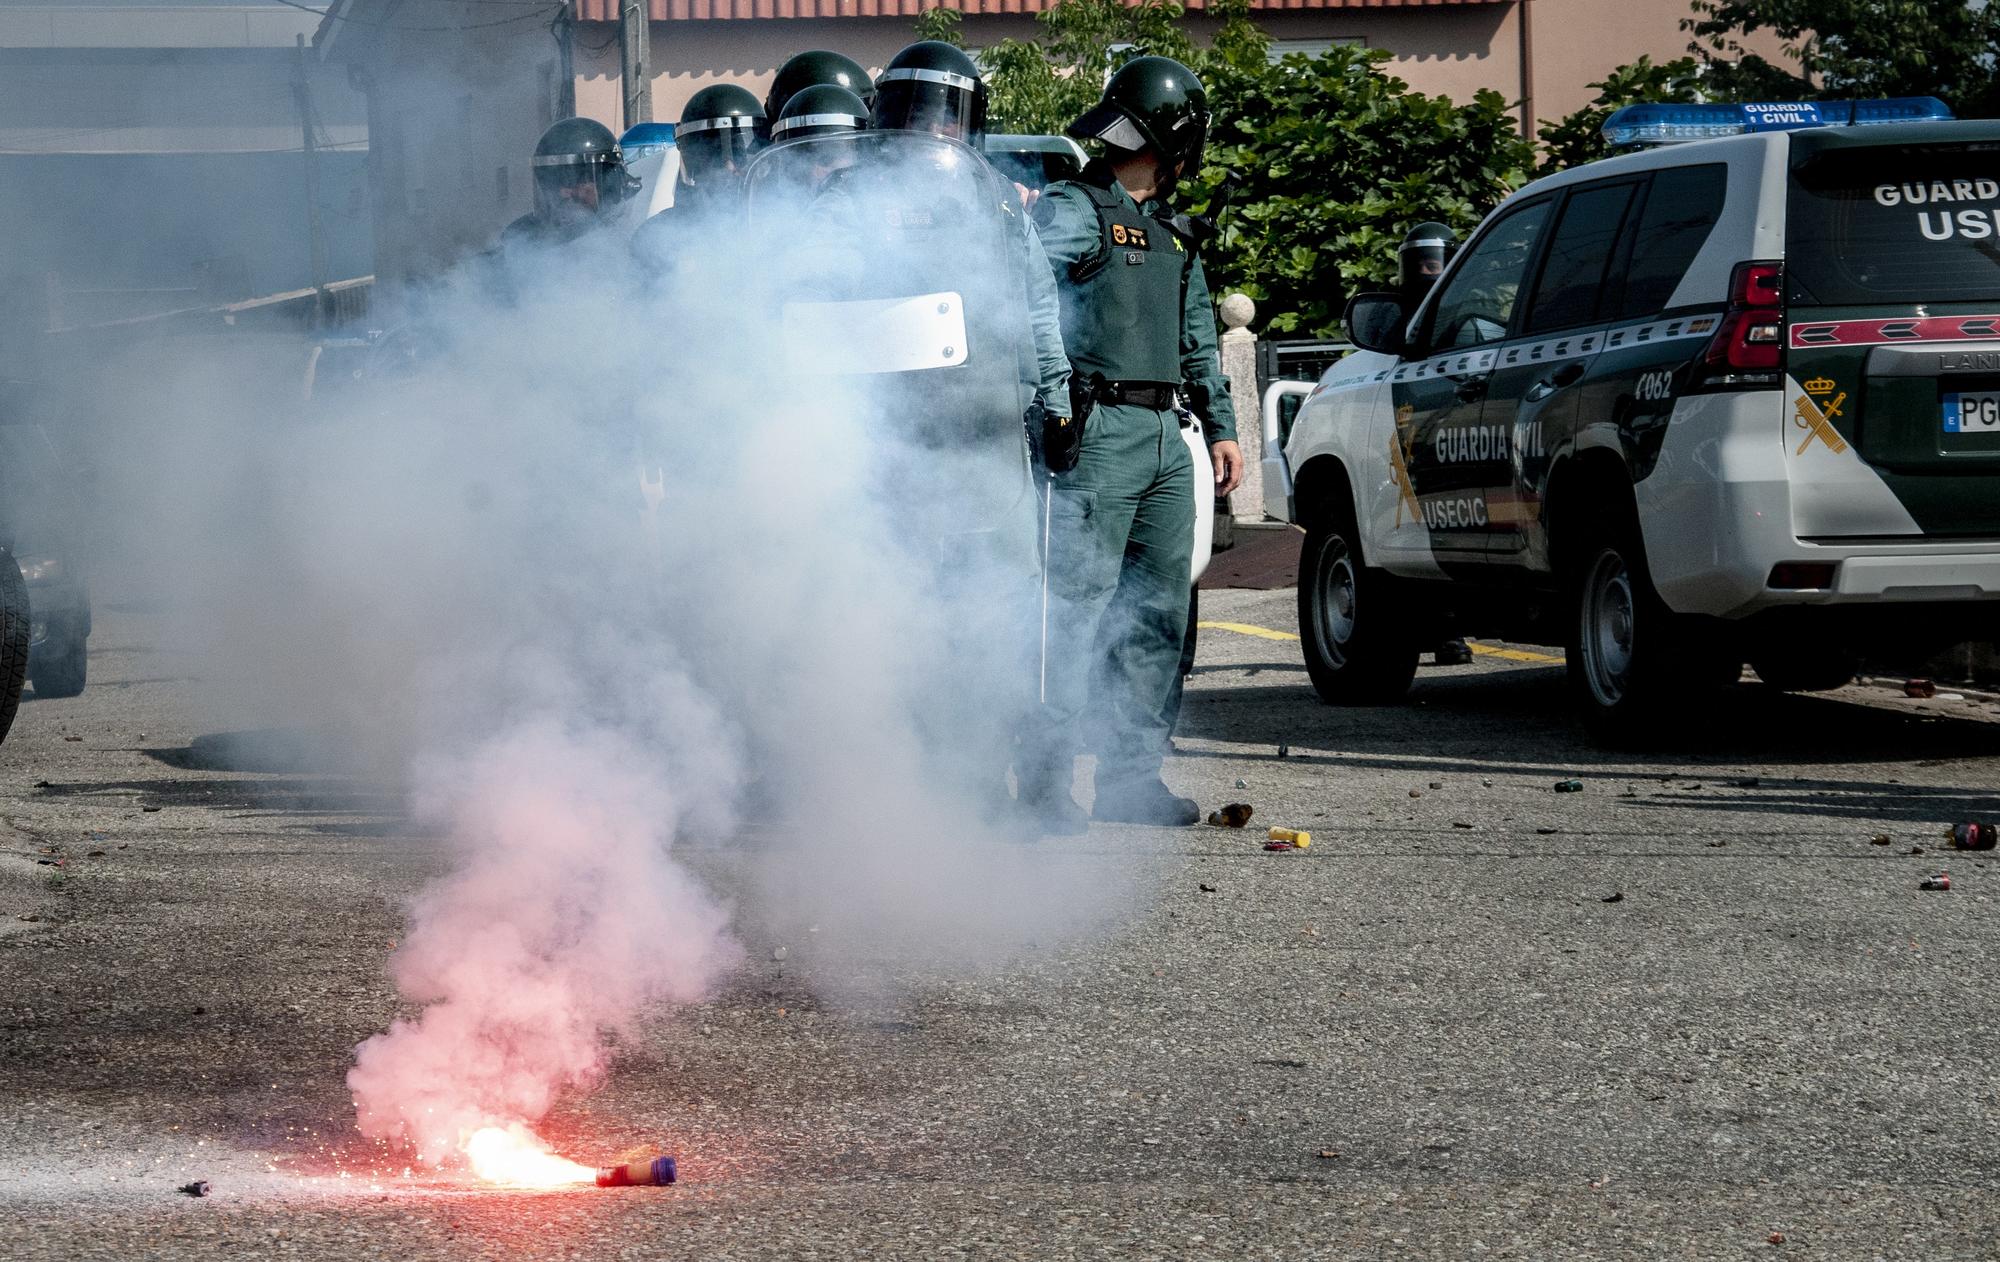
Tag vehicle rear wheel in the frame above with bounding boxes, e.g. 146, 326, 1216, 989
1565, 516, 1708, 745
1750, 648, 1858, 693
1297, 506, 1418, 705
29, 614, 86, 699
0, 558, 28, 745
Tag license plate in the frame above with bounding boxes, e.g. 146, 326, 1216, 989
1943, 391, 2000, 433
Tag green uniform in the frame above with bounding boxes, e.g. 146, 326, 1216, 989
1025, 162, 1237, 797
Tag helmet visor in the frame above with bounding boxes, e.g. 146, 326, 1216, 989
532, 153, 621, 220
1069, 102, 1203, 175
874, 67, 984, 143
1398, 239, 1450, 296
677, 117, 764, 186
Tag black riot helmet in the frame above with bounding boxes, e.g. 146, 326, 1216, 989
1067, 56, 1209, 177
771, 83, 870, 145
765, 50, 875, 122
677, 84, 768, 191
1398, 221, 1457, 299
872, 40, 988, 146
530, 116, 635, 222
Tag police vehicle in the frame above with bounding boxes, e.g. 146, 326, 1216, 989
1261, 97, 2000, 741
981, 133, 1087, 192
619, 121, 682, 221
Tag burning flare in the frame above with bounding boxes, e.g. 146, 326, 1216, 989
463, 1124, 596, 1189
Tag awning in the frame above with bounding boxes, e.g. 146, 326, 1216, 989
575, 0, 1507, 19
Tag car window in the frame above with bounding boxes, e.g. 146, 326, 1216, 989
1424, 199, 1552, 352
1526, 181, 1639, 333
1787, 142, 2000, 305
1617, 163, 1727, 319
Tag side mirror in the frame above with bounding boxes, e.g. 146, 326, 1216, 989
1344, 292, 1410, 356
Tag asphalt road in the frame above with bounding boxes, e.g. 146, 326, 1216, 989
6, 580, 2000, 1260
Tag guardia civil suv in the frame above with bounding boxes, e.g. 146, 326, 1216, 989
1262, 97, 2000, 741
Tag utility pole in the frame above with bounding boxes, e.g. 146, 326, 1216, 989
555, 2, 576, 119
1516, 0, 1536, 141
293, 34, 330, 325
620, 0, 651, 130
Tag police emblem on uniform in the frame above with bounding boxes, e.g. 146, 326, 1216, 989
1125, 250, 1145, 265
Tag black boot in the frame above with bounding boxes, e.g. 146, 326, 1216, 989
1092, 779, 1200, 827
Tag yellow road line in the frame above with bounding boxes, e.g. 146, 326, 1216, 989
1197, 620, 1299, 642
1469, 643, 1565, 665
1197, 621, 1565, 665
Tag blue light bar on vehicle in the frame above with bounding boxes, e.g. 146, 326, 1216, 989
1602, 97, 1954, 148
618, 121, 678, 157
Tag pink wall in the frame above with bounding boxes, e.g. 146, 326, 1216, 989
576, 1, 1790, 135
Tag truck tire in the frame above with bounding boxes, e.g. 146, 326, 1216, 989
29, 614, 86, 699
1565, 511, 1702, 745
1297, 505, 1418, 705
0, 558, 28, 745
1750, 649, 1858, 693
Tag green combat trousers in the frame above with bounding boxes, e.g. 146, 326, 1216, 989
1025, 400, 1195, 797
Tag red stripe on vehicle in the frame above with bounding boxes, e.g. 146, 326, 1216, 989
1788, 315, 2000, 349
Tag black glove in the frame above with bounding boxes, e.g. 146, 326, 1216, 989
1027, 395, 1084, 474
1067, 371, 1102, 432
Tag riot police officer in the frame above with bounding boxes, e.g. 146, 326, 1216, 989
765, 49, 874, 123
771, 82, 870, 145
870, 39, 983, 144
501, 117, 635, 248
760, 82, 871, 197
1398, 221, 1456, 302
671, 84, 768, 210
869, 40, 1073, 457
632, 85, 767, 276
1020, 56, 1240, 830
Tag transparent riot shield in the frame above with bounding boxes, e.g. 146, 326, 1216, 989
746, 131, 1045, 799
743, 130, 1039, 541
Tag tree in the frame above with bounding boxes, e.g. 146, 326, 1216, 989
921, 0, 1198, 137
1193, 43, 1535, 334
1685, 0, 2000, 118
1538, 0, 2000, 175
918, 0, 1537, 336
1535, 56, 1707, 173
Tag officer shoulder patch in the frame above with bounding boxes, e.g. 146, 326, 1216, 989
1110, 222, 1151, 250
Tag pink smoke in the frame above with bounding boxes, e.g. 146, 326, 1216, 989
348, 722, 737, 1165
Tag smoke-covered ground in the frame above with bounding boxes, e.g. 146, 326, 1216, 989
55, 136, 1150, 1176
7, 591, 2000, 1258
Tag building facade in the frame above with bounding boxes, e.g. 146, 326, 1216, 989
572, 0, 1731, 136
0, 0, 372, 326
321, 0, 1784, 293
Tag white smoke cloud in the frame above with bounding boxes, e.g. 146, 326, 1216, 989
62, 129, 1148, 1169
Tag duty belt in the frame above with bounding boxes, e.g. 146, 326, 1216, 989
1093, 380, 1176, 410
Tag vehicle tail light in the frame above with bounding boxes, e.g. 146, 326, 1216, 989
1697, 261, 1785, 389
